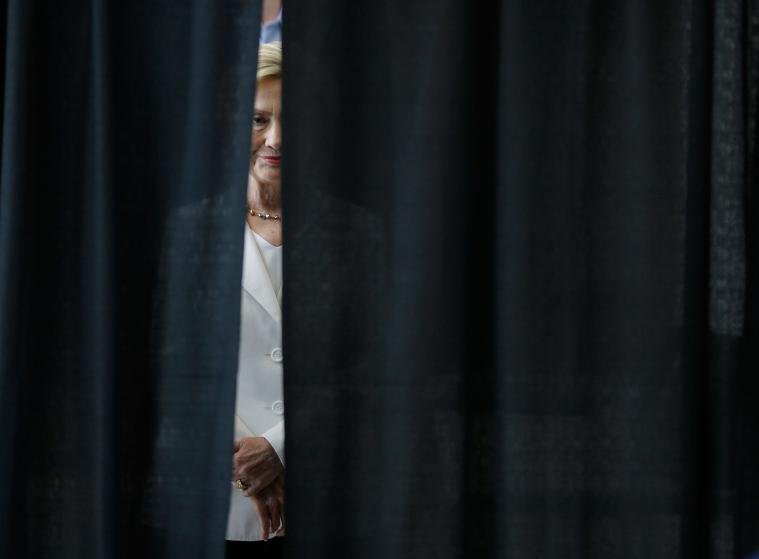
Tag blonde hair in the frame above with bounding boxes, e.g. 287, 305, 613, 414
257, 41, 282, 82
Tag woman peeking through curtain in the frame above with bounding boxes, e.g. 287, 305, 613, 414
225, 41, 286, 559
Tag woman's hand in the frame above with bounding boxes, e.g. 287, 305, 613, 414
233, 436, 283, 495
250, 474, 285, 540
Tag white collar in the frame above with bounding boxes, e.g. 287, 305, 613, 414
241, 226, 281, 322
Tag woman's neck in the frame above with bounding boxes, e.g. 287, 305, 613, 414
248, 179, 282, 246
247, 213, 282, 247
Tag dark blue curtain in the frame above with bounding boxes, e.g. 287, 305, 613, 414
0, 1, 260, 557
1, 1, 758, 558
283, 1, 759, 558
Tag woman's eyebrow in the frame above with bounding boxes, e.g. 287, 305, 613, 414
253, 108, 272, 115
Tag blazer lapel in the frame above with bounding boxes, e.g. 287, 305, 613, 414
241, 226, 281, 322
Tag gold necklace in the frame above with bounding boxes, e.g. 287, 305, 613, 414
247, 207, 281, 221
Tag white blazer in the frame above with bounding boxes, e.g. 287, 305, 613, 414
226, 226, 285, 541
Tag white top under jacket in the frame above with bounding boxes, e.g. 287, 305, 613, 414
225, 226, 284, 541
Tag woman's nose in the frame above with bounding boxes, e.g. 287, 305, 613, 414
266, 120, 281, 150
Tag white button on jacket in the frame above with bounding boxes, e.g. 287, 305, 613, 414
226, 227, 284, 542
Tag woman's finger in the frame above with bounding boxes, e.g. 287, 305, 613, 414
252, 496, 271, 541
268, 480, 281, 501
274, 503, 285, 537
267, 495, 281, 535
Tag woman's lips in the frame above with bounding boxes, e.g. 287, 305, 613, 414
260, 156, 281, 166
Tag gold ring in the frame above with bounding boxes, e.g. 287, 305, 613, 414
235, 478, 249, 492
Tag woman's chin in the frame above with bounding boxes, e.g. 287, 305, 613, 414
254, 173, 281, 188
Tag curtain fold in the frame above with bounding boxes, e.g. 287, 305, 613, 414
283, 1, 759, 558
0, 1, 260, 557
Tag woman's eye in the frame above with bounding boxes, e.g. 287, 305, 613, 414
253, 115, 268, 127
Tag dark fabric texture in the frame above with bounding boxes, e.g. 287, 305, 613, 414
0, 1, 261, 558
282, 2, 759, 558
2, 1, 759, 559
225, 538, 284, 559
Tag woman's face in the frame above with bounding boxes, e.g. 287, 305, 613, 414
248, 77, 282, 206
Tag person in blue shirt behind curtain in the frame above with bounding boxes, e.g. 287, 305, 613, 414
260, 0, 282, 43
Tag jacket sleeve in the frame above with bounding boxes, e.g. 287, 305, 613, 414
260, 420, 285, 467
